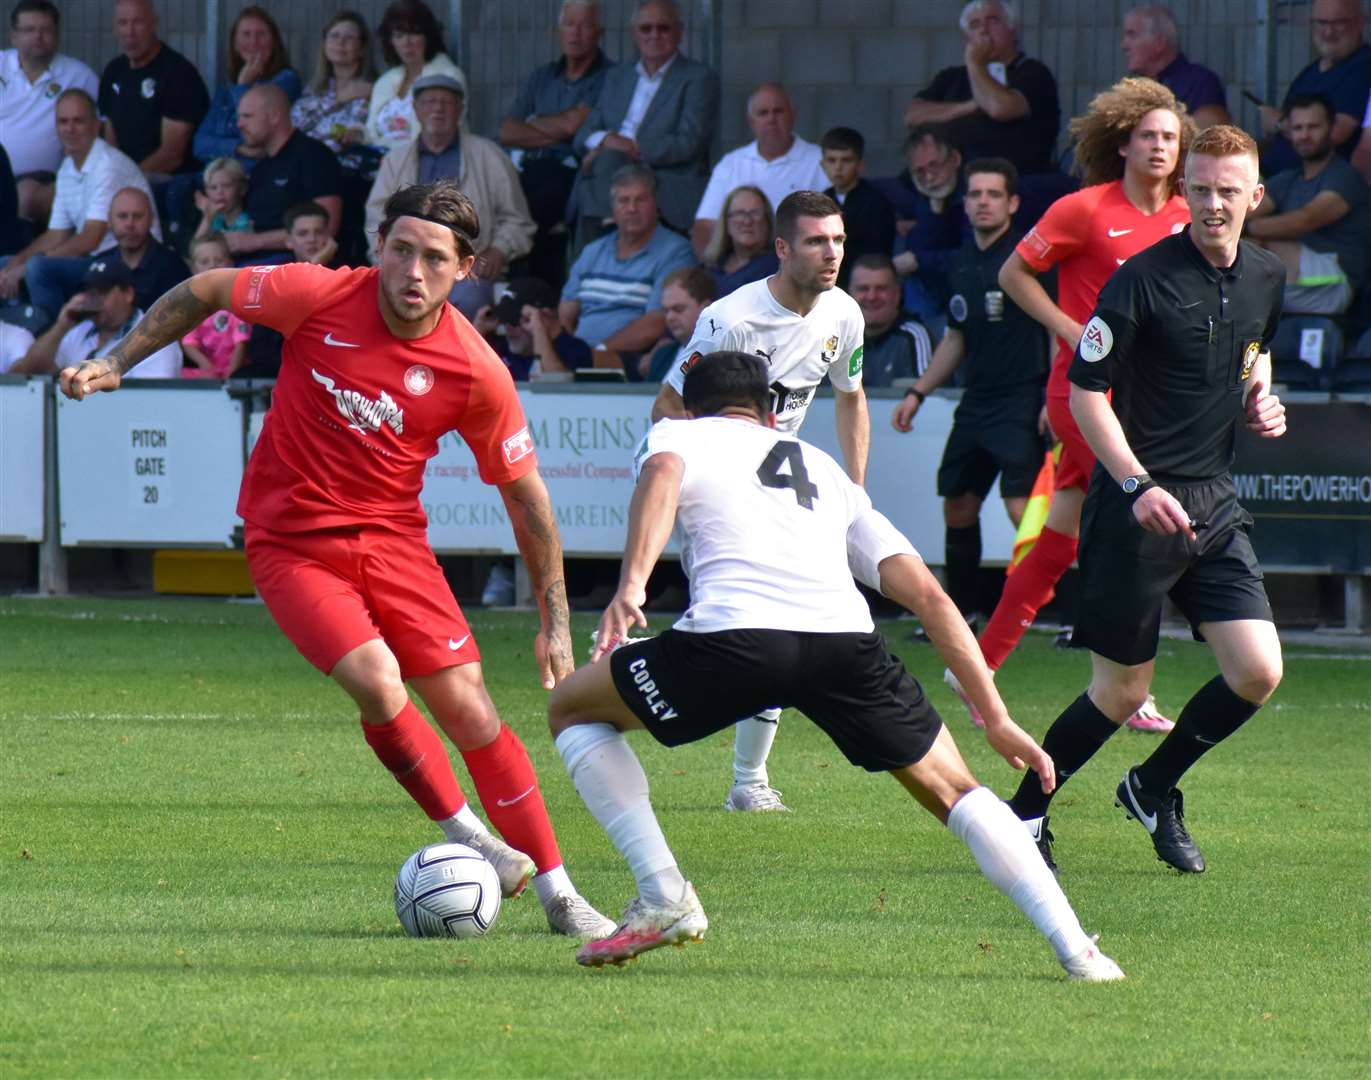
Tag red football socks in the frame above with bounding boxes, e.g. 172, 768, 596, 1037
462, 725, 563, 873
978, 526, 1079, 671
361, 700, 466, 821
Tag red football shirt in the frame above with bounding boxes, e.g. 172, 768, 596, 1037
230, 263, 537, 535
1016, 180, 1190, 398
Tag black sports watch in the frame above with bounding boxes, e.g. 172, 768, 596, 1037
1121, 474, 1156, 501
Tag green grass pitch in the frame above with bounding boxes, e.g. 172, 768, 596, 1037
2, 597, 1368, 1078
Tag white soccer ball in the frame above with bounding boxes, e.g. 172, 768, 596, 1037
394, 842, 502, 939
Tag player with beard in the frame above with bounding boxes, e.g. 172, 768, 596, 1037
970, 79, 1197, 788
650, 190, 867, 814
59, 179, 616, 941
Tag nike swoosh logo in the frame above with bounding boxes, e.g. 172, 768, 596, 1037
1107, 227, 1133, 237
496, 784, 536, 807
324, 332, 359, 348
1125, 781, 1158, 833
1116, 258, 1126, 267
448, 634, 471, 651
1179, 300, 1202, 309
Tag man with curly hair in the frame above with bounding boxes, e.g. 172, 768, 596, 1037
946, 78, 1197, 867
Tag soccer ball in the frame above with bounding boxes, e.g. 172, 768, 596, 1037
394, 842, 502, 939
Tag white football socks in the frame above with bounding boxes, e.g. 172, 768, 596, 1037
532, 865, 574, 906
555, 723, 686, 907
436, 802, 489, 844
946, 786, 1092, 963
732, 708, 782, 786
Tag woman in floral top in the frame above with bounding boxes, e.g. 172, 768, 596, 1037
291, 11, 377, 172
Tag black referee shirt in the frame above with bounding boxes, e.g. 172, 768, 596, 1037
946, 228, 1048, 402
1068, 229, 1284, 481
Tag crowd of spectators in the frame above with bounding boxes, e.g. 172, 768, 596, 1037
4, 0, 1371, 386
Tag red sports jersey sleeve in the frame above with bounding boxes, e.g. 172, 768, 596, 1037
1015, 185, 1106, 273
230, 262, 367, 338
445, 312, 538, 486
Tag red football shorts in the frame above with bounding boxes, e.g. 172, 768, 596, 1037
244, 524, 480, 679
1046, 392, 1097, 493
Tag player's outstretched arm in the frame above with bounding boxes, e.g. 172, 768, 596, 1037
498, 470, 574, 689
592, 452, 682, 662
59, 269, 239, 400
872, 551, 1054, 790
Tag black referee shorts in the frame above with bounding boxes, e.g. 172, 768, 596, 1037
608, 628, 943, 772
1073, 475, 1273, 666
937, 397, 1045, 501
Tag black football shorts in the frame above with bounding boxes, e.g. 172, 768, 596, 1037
609, 628, 942, 771
1074, 474, 1272, 665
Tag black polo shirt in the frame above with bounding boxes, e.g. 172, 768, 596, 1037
98, 46, 209, 169
1068, 229, 1284, 482
946, 227, 1047, 403
244, 130, 344, 234
121, 241, 189, 312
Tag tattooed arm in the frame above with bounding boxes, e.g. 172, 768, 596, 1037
59, 270, 240, 400
498, 469, 574, 689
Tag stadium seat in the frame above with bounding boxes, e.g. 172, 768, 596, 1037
1269, 315, 1341, 389
0, 303, 50, 336
1330, 357, 1371, 393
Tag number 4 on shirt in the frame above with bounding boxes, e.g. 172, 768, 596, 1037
756, 441, 818, 510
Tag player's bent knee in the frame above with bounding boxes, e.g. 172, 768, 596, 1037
333, 642, 407, 718
1231, 659, 1283, 705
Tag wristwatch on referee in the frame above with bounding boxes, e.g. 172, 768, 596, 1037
1121, 473, 1156, 501
903, 386, 926, 405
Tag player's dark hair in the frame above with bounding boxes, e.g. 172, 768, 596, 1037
662, 265, 716, 305
775, 190, 841, 244
1284, 92, 1334, 124
11, 0, 59, 30
284, 200, 329, 232
378, 0, 447, 67
378, 179, 480, 259
820, 127, 865, 158
682, 351, 770, 420
964, 156, 1019, 197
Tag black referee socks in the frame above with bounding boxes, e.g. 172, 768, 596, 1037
1009, 692, 1119, 820
944, 523, 982, 618
1135, 675, 1260, 793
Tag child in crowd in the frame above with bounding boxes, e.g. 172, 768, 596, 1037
283, 201, 341, 267
641, 266, 716, 382
819, 127, 896, 289
194, 158, 253, 242
180, 233, 251, 379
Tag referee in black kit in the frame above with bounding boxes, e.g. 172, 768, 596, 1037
1000, 125, 1289, 875
892, 159, 1049, 629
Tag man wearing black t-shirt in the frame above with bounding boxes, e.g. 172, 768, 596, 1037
98, 0, 208, 177
230, 85, 343, 264
892, 159, 1048, 631
1003, 126, 1288, 877
903, 1, 1060, 176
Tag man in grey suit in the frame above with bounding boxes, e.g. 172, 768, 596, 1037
570, 0, 718, 249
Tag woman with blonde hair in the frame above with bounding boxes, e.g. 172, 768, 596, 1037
701, 185, 778, 298
292, 11, 378, 168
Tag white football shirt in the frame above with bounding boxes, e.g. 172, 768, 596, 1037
667, 278, 865, 433
638, 416, 875, 634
